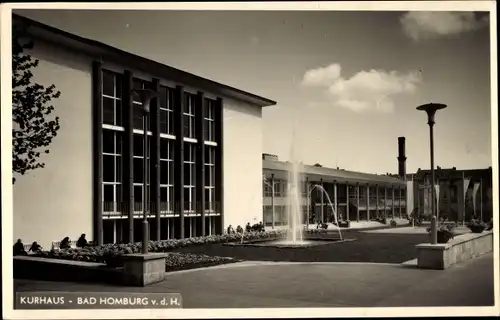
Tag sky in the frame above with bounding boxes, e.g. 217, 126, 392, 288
14, 8, 493, 175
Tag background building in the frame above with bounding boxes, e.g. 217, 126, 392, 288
262, 154, 407, 227
408, 166, 493, 222
12, 14, 276, 248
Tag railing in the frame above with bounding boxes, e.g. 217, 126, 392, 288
102, 201, 222, 217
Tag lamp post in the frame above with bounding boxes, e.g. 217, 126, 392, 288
133, 88, 159, 254
417, 103, 447, 244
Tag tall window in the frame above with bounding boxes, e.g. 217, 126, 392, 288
132, 78, 151, 130
160, 139, 174, 213
205, 147, 216, 211
133, 134, 150, 212
102, 70, 123, 127
204, 98, 216, 142
184, 143, 196, 211
159, 86, 174, 135
102, 130, 123, 213
183, 93, 196, 138
102, 70, 124, 214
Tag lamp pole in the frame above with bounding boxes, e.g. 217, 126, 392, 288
417, 103, 447, 245
133, 88, 159, 254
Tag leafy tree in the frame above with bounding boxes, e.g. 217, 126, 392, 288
12, 24, 61, 183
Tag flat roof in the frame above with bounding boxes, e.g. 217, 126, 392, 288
263, 160, 406, 186
12, 14, 277, 108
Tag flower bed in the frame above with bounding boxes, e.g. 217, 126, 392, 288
164, 253, 240, 272
32, 230, 288, 264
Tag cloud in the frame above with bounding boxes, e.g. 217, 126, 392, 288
301, 63, 341, 87
300, 64, 421, 113
400, 12, 489, 41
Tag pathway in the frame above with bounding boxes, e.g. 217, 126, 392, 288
15, 252, 494, 308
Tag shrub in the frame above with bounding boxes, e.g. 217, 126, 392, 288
164, 253, 237, 271
390, 220, 397, 227
31, 230, 288, 264
306, 228, 327, 235
316, 222, 328, 230
467, 219, 487, 233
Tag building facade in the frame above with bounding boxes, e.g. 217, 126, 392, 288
408, 166, 493, 222
262, 155, 408, 227
12, 15, 276, 248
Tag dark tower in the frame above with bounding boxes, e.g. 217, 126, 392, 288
398, 137, 407, 179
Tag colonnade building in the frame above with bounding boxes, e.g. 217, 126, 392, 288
262, 152, 408, 227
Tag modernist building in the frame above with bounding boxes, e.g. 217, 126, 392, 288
12, 14, 276, 248
408, 166, 493, 222
262, 153, 408, 227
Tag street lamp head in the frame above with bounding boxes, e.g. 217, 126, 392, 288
416, 103, 447, 126
132, 89, 159, 113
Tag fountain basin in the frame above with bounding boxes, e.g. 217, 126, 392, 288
225, 237, 356, 248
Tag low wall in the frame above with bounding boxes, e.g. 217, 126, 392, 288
415, 230, 493, 270
14, 256, 122, 284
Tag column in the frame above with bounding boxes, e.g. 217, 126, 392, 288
346, 183, 350, 221
366, 184, 370, 221
375, 185, 379, 218
391, 185, 395, 219
320, 179, 324, 222
271, 173, 276, 229
123, 70, 134, 243
214, 97, 224, 234
399, 186, 402, 218
384, 186, 387, 219
173, 86, 185, 238
333, 180, 338, 222
150, 78, 161, 240
356, 183, 360, 222
305, 177, 310, 226
91, 61, 103, 245
447, 179, 452, 220
195, 91, 206, 236
113, 220, 117, 244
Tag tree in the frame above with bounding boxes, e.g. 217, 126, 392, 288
12, 24, 61, 183
313, 163, 323, 167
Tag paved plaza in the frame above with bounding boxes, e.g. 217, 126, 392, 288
15, 252, 494, 308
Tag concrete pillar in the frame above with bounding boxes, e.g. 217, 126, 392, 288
392, 186, 395, 219
113, 220, 117, 244
346, 183, 350, 221
399, 186, 402, 218
447, 179, 452, 219
384, 187, 388, 218
376, 185, 379, 218
366, 184, 370, 221
305, 177, 310, 227
271, 173, 275, 229
333, 180, 338, 222
320, 179, 324, 223
356, 183, 360, 222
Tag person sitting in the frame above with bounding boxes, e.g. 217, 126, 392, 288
29, 241, 42, 253
59, 237, 71, 249
226, 225, 235, 234
13, 239, 27, 256
236, 225, 243, 233
76, 234, 88, 248
258, 221, 264, 232
245, 223, 251, 232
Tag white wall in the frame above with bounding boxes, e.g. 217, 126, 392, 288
223, 99, 263, 229
13, 42, 93, 249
